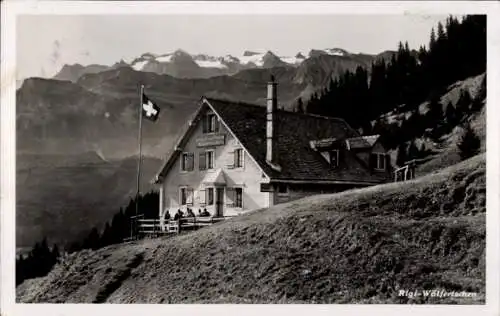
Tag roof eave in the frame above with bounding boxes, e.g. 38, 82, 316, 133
268, 178, 384, 186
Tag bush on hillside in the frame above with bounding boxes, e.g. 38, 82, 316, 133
16, 237, 60, 286
457, 124, 481, 160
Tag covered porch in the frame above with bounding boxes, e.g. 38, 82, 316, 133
139, 168, 232, 237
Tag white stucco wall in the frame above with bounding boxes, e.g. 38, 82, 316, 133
159, 107, 271, 223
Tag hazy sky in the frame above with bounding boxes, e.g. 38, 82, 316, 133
17, 14, 449, 80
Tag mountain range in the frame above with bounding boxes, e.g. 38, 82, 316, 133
53, 48, 394, 83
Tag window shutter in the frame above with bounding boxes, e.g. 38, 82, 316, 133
235, 188, 243, 208
187, 188, 194, 205
180, 188, 186, 205
199, 152, 206, 170
369, 153, 377, 170
199, 189, 206, 205
193, 190, 198, 203
207, 188, 214, 205
214, 118, 219, 133
181, 154, 186, 171
226, 151, 235, 169
188, 153, 194, 171
202, 116, 207, 133
234, 149, 244, 168
385, 154, 391, 170
226, 188, 235, 207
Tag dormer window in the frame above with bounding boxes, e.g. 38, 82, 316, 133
372, 153, 386, 170
330, 150, 339, 167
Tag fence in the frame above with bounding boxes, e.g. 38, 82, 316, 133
394, 160, 417, 182
137, 216, 228, 236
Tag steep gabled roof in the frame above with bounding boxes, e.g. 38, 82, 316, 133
345, 135, 381, 150
155, 97, 390, 185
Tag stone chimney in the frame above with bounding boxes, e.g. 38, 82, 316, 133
266, 75, 278, 164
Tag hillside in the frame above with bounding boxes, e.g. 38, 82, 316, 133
54, 63, 110, 82
17, 154, 485, 303
16, 153, 162, 247
378, 73, 486, 175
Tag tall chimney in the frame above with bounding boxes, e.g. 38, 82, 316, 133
266, 75, 278, 163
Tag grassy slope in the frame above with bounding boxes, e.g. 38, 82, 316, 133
416, 105, 485, 176
17, 154, 486, 304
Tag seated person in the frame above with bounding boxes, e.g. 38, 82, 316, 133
198, 209, 202, 217
186, 208, 195, 218
201, 208, 211, 217
173, 209, 183, 221
164, 210, 171, 220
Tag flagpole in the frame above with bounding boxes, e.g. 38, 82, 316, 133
134, 84, 145, 240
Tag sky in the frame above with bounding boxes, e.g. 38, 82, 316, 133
16, 14, 449, 80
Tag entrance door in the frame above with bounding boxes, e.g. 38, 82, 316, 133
215, 187, 224, 217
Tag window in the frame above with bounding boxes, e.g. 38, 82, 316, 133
181, 152, 194, 171
206, 188, 214, 205
330, 149, 339, 167
235, 188, 243, 208
203, 114, 219, 134
376, 153, 386, 170
370, 153, 388, 170
199, 150, 215, 170
179, 187, 193, 206
234, 149, 244, 168
277, 184, 288, 195
226, 187, 242, 208
206, 150, 215, 169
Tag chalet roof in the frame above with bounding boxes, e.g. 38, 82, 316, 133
155, 97, 390, 185
205, 98, 389, 183
345, 135, 381, 150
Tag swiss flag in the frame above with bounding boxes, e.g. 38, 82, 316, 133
142, 93, 160, 121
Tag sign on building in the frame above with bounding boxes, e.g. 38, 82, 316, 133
196, 134, 226, 147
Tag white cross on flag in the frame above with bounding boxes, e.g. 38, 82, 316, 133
142, 92, 160, 121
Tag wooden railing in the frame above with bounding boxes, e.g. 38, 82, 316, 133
137, 216, 228, 236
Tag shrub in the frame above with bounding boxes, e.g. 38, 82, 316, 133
457, 124, 481, 160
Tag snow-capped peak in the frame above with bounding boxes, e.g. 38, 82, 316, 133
122, 47, 353, 72
222, 55, 240, 63
173, 49, 189, 57
156, 53, 173, 63
324, 48, 349, 56
309, 48, 350, 58
238, 51, 266, 67
280, 52, 306, 65
140, 52, 158, 60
